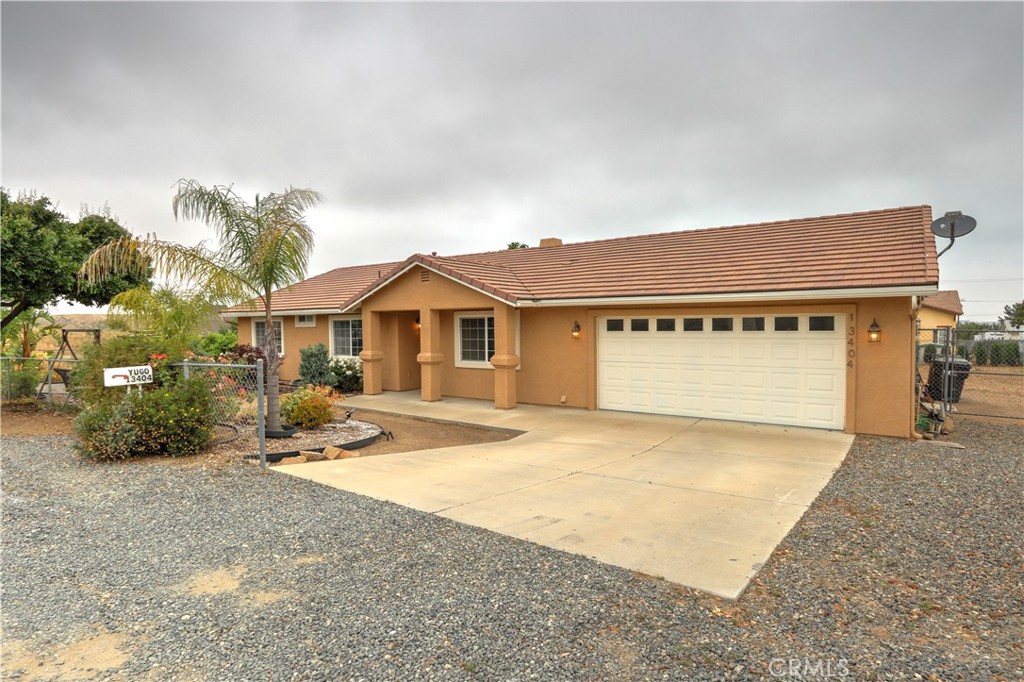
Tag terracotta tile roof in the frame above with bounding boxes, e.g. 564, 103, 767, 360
223, 261, 401, 315
920, 290, 963, 316
349, 205, 939, 306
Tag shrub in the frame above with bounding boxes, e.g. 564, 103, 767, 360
989, 341, 1022, 366
922, 344, 938, 363
70, 336, 183, 409
1, 362, 42, 399
298, 343, 338, 387
280, 384, 335, 428
193, 327, 238, 358
330, 357, 363, 393
74, 376, 217, 460
974, 343, 989, 366
224, 344, 266, 366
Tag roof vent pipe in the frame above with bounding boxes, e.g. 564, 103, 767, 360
539, 238, 563, 248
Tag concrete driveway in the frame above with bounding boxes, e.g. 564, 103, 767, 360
281, 393, 853, 599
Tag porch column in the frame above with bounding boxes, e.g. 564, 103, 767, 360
359, 310, 383, 395
417, 308, 443, 402
491, 304, 519, 409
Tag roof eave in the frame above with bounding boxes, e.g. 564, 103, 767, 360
515, 284, 940, 308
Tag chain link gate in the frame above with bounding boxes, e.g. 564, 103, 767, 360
916, 327, 1024, 424
179, 359, 267, 465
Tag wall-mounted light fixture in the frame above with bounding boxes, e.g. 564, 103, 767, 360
867, 319, 881, 343
413, 316, 421, 332
571, 321, 582, 340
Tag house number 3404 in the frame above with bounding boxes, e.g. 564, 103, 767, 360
847, 326, 856, 367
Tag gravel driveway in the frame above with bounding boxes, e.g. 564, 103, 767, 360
2, 420, 1022, 681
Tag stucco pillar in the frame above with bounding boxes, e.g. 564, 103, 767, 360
491, 305, 519, 409
359, 311, 383, 395
417, 308, 443, 402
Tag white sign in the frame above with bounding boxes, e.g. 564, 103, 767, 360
103, 365, 154, 387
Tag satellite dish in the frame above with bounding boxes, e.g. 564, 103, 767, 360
931, 211, 976, 258
931, 211, 976, 239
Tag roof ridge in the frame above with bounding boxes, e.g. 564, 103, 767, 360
443, 205, 932, 260
441, 254, 539, 300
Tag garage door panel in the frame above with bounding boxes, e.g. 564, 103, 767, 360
599, 315, 845, 430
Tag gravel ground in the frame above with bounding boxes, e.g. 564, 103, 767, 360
2, 419, 1021, 681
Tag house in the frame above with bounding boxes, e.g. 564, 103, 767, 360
916, 290, 963, 345
224, 206, 940, 438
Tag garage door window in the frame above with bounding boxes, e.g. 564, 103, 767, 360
774, 316, 799, 332
683, 318, 704, 332
809, 316, 836, 332
712, 317, 733, 332
656, 318, 676, 332
631, 319, 650, 332
742, 317, 765, 332
606, 319, 624, 332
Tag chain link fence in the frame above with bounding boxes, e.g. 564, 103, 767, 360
2, 355, 268, 465
916, 327, 1024, 422
1, 356, 80, 406
177, 360, 265, 454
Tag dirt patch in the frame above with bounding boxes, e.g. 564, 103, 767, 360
184, 566, 246, 595
0, 402, 76, 436
2, 631, 131, 681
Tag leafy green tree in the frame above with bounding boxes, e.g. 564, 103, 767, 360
193, 327, 238, 358
0, 190, 147, 330
79, 179, 323, 431
506, 241, 529, 249
1001, 301, 1024, 327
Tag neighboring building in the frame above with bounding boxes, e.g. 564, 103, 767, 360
225, 206, 941, 438
916, 290, 963, 345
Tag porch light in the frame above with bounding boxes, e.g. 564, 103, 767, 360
571, 321, 582, 340
413, 316, 421, 332
867, 319, 881, 343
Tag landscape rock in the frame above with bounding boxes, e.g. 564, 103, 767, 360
274, 455, 307, 466
322, 446, 346, 460
299, 450, 327, 462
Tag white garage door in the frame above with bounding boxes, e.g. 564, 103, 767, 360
598, 313, 846, 429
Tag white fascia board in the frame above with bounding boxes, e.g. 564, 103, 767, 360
225, 308, 345, 318
342, 262, 514, 313
514, 285, 939, 308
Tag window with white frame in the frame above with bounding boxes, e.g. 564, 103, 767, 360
254, 320, 284, 356
454, 311, 521, 369
456, 313, 495, 368
295, 314, 316, 327
331, 317, 363, 357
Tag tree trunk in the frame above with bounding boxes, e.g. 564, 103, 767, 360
1, 301, 30, 332
262, 302, 283, 431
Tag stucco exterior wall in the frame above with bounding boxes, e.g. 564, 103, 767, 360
234, 314, 330, 381
255, 265, 918, 438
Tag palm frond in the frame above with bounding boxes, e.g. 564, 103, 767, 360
78, 235, 256, 305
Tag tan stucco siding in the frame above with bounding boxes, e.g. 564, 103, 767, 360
234, 315, 330, 381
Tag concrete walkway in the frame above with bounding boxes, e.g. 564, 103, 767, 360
280, 392, 853, 599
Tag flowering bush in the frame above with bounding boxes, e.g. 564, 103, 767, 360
280, 384, 335, 429
330, 357, 363, 393
74, 377, 217, 460
71, 337, 184, 409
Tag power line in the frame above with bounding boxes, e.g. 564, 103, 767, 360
941, 277, 1023, 283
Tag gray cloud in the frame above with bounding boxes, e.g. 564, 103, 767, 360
3, 2, 1021, 319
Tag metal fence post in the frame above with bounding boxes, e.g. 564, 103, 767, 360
182, 358, 190, 381
256, 358, 266, 469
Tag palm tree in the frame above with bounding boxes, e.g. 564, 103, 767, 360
78, 179, 323, 430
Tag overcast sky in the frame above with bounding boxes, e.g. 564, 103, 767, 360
3, 2, 1022, 320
